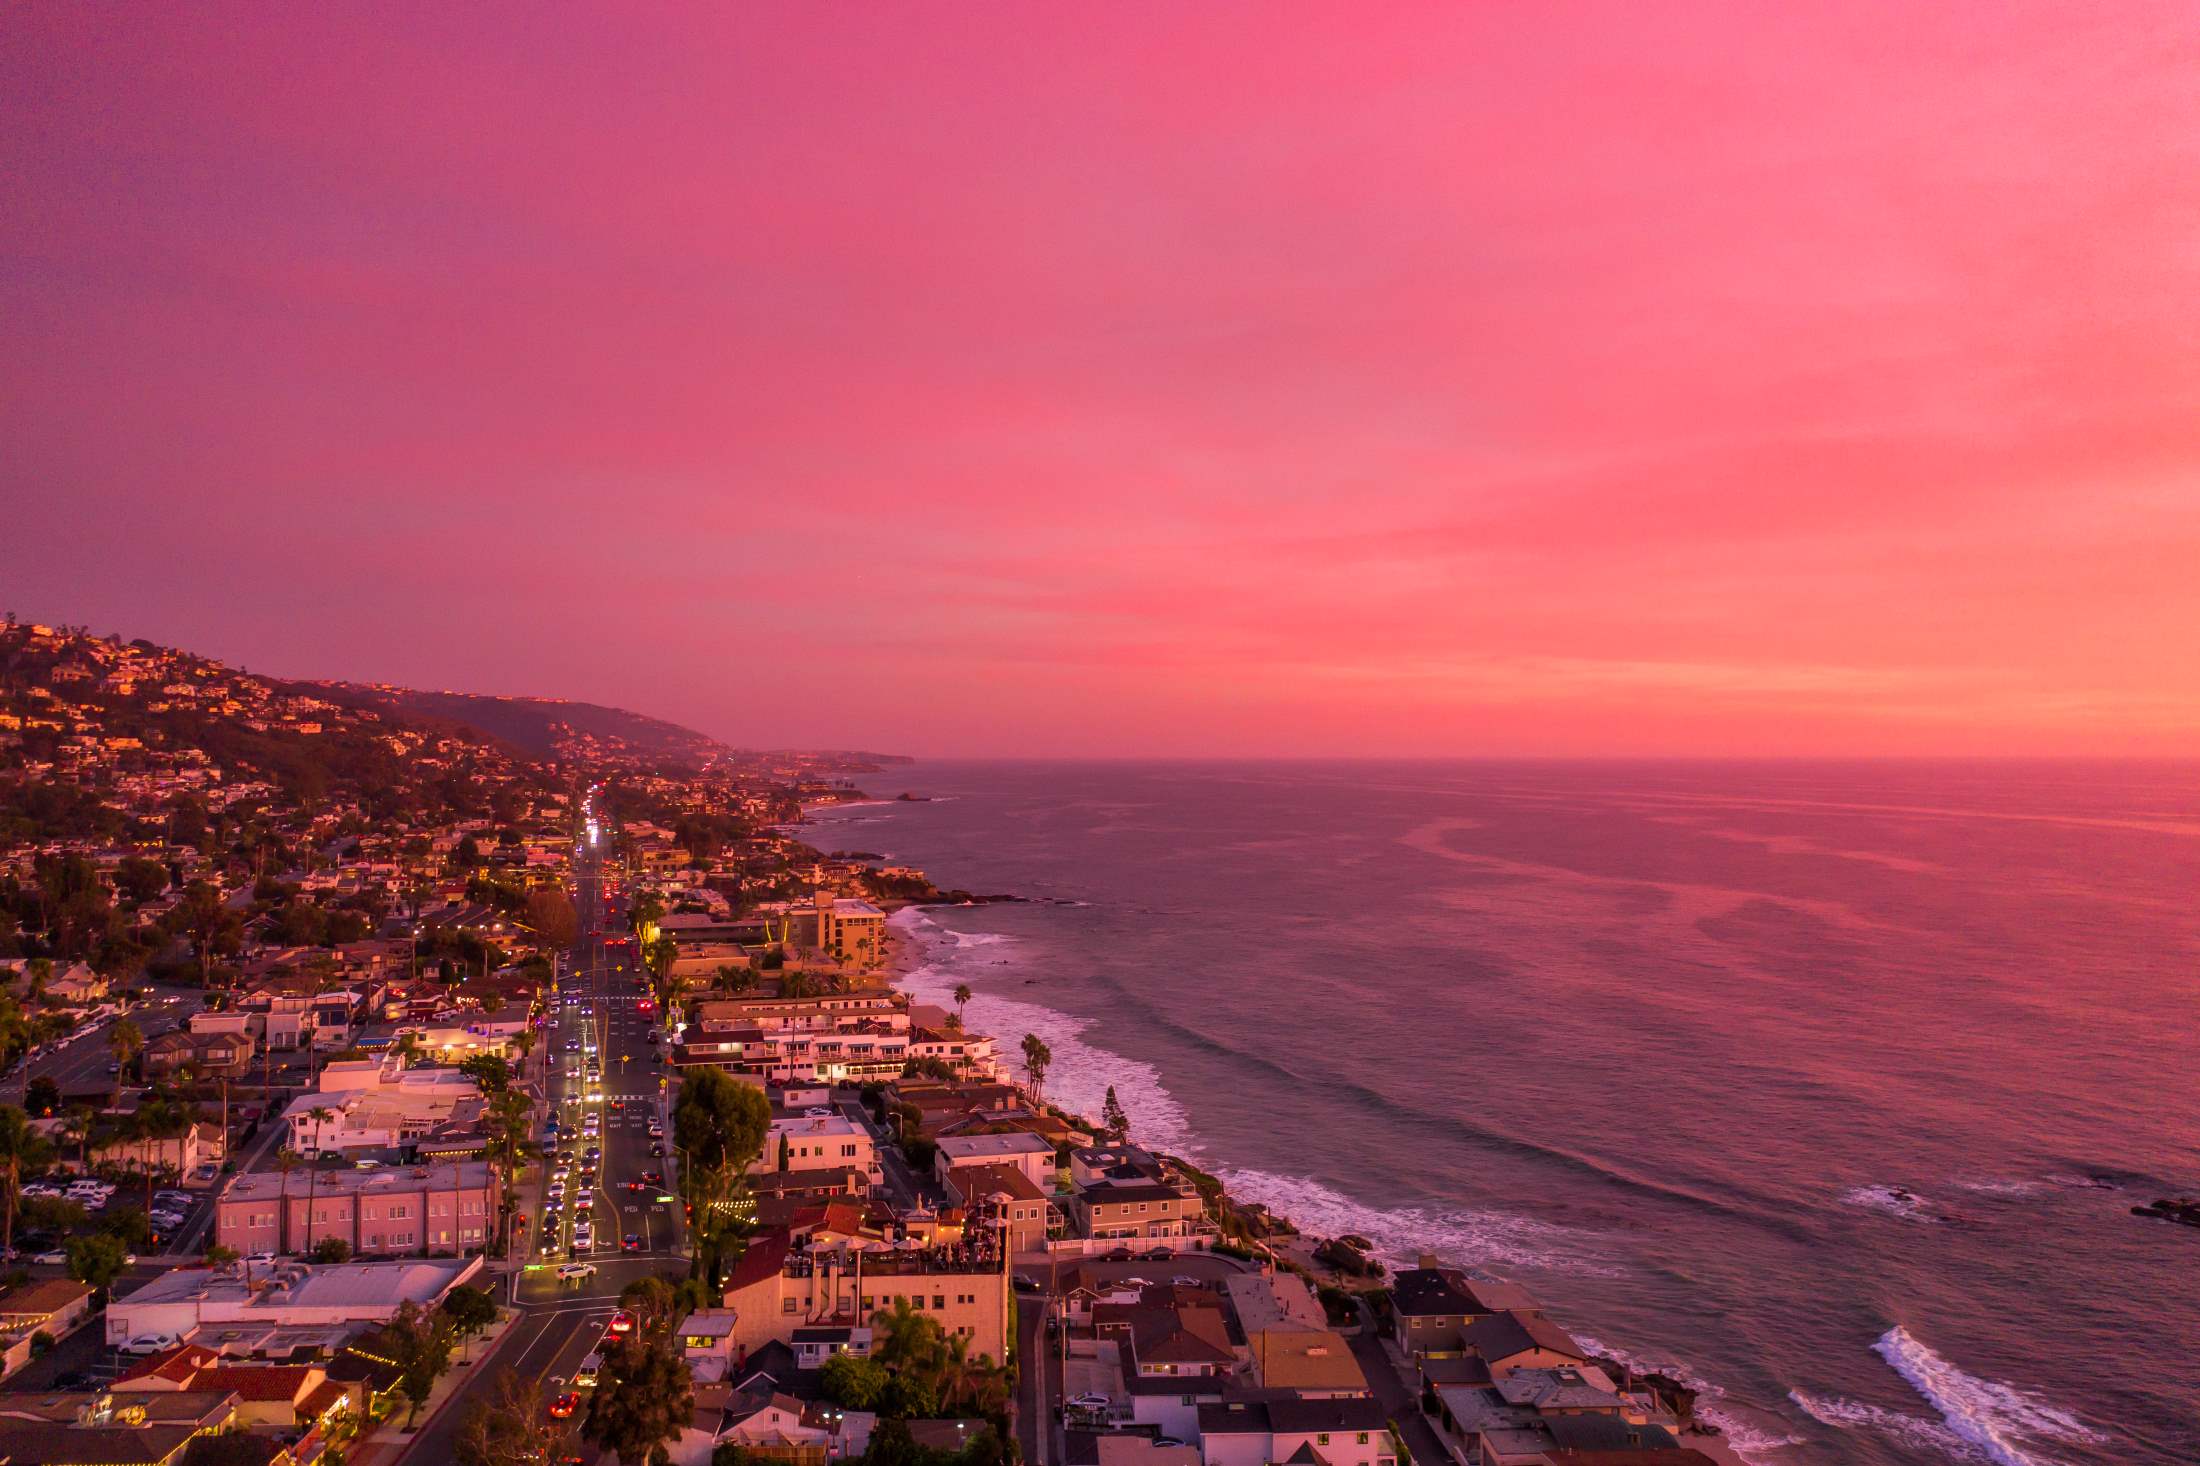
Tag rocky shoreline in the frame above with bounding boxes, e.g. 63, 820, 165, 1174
882, 894, 1736, 1461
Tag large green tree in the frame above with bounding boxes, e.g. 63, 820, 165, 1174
671, 1068, 771, 1281
526, 886, 580, 950
390, 1298, 457, 1426
582, 1333, 692, 1466
456, 1366, 578, 1466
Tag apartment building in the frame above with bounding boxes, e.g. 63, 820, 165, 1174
215, 1161, 498, 1258
814, 894, 887, 969
718, 1231, 1012, 1366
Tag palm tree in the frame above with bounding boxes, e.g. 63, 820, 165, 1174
274, 1148, 300, 1255
108, 1019, 144, 1109
953, 984, 973, 1027
485, 1090, 531, 1252
1020, 1034, 1052, 1106
0, 1105, 51, 1262
137, 1095, 189, 1216
302, 1109, 333, 1254
63, 1105, 94, 1173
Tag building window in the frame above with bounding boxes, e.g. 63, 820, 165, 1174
783, 1299, 798, 1314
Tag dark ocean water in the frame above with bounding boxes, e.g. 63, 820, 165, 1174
801, 760, 2200, 1466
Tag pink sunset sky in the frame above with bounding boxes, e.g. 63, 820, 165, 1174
4, 3, 2198, 757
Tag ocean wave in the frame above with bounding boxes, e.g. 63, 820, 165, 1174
892, 907, 1610, 1279
1952, 1178, 2044, 1199
1789, 1388, 1972, 1459
1210, 1166, 1617, 1278
1873, 1325, 2107, 1466
893, 908, 1195, 1155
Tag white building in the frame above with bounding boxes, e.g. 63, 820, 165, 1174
106, 1258, 484, 1346
761, 1114, 879, 1183
934, 1132, 1056, 1191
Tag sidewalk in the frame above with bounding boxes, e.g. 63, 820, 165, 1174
345, 1306, 524, 1466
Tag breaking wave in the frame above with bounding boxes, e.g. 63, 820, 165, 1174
1794, 1329, 2106, 1466
1874, 1325, 2106, 1466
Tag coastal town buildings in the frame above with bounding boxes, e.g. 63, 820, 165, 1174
214, 1161, 499, 1257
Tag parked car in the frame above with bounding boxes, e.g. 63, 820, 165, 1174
121, 1331, 181, 1355
31, 1249, 66, 1266
1067, 1393, 1112, 1411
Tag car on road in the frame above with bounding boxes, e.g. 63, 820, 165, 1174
557, 1262, 596, 1282
649, 1143, 664, 1157
621, 1234, 641, 1252
639, 1170, 663, 1186
574, 1354, 602, 1389
607, 1310, 634, 1336
31, 1249, 66, 1265
549, 1391, 580, 1419
647, 1122, 663, 1138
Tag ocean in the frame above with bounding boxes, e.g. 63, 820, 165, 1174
800, 760, 2200, 1466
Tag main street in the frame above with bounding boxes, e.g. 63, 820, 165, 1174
400, 839, 686, 1464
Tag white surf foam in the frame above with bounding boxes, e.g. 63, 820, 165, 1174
1573, 1334, 1802, 1461
1953, 1178, 2043, 1199
1842, 1184, 1946, 1222
1873, 1325, 2105, 1466
892, 907, 1194, 1155
1789, 1388, 1973, 1458
891, 906, 1607, 1280
1208, 1166, 1616, 1278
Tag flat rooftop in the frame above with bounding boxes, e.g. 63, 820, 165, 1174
224, 1161, 493, 1200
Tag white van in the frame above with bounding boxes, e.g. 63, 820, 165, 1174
574, 1352, 602, 1389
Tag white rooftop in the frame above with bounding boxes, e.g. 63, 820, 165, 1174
937, 1132, 1054, 1158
